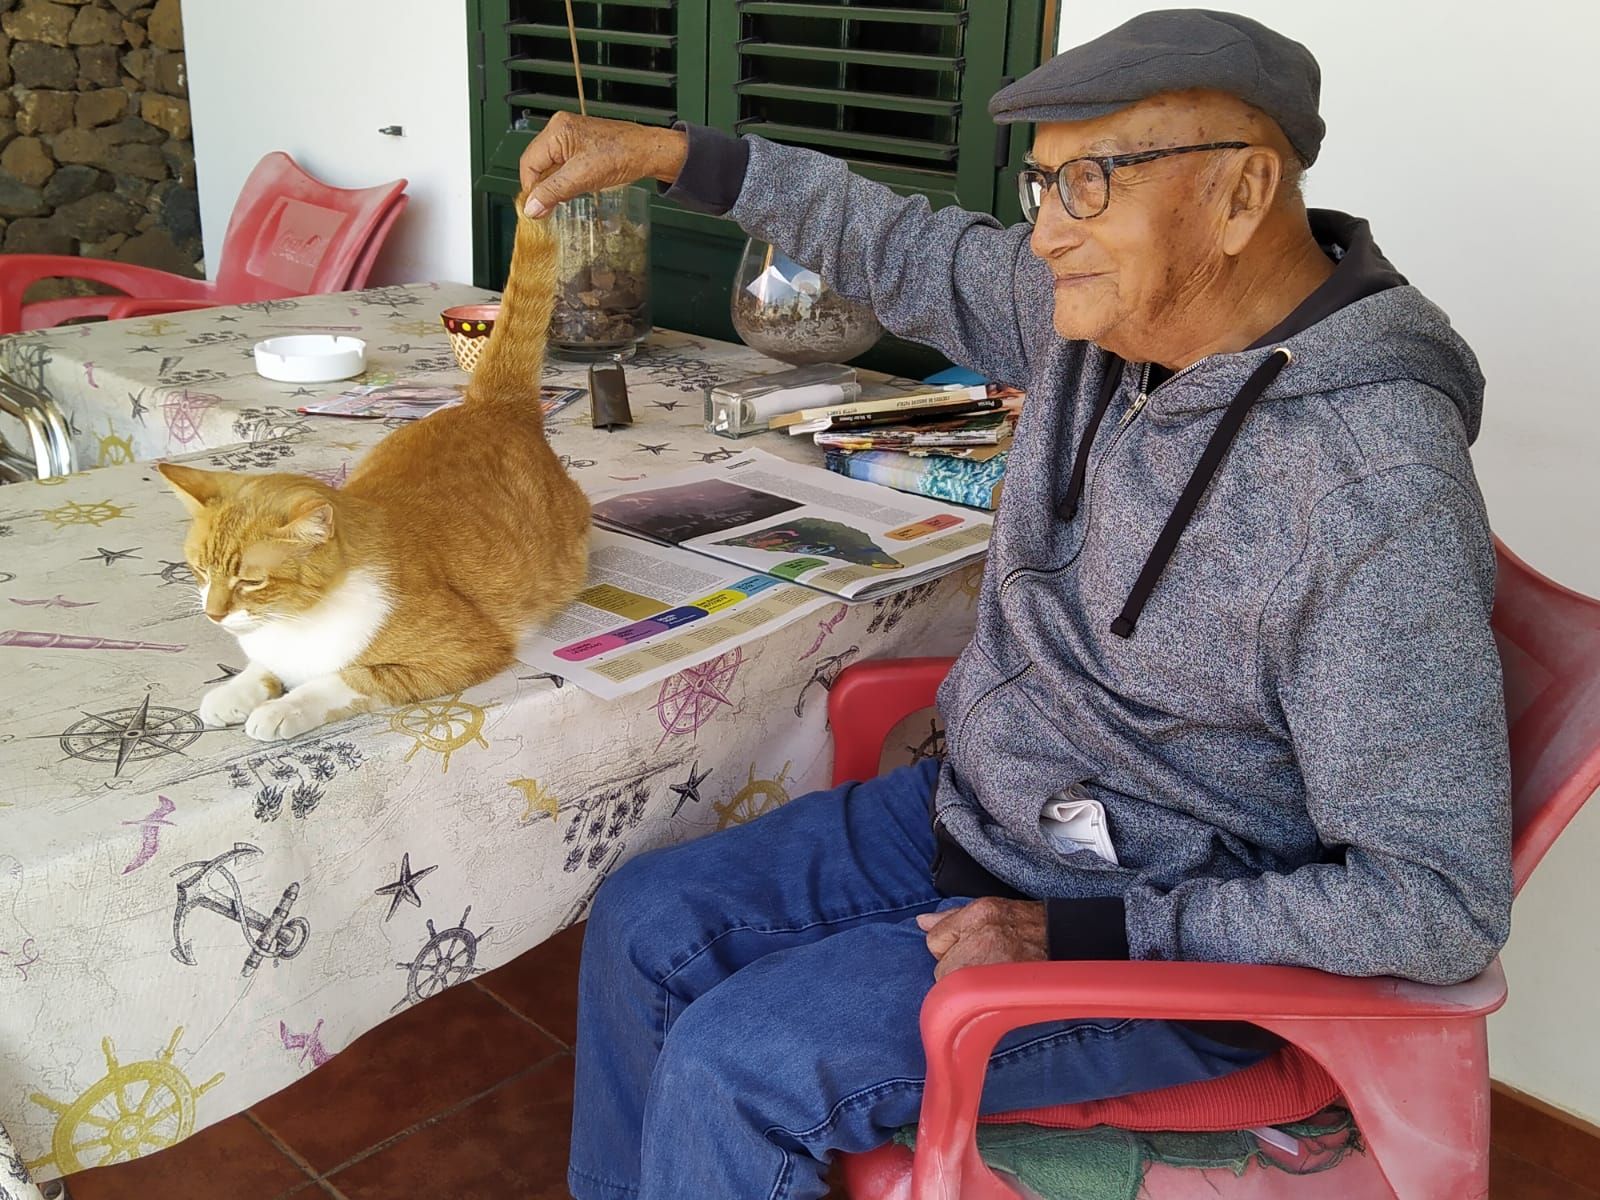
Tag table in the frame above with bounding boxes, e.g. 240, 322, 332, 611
0, 295, 980, 1197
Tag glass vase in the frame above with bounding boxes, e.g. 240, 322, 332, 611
730, 238, 883, 366
548, 184, 652, 361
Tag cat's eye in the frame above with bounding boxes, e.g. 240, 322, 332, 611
236, 578, 267, 592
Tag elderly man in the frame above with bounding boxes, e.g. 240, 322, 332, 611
522, 10, 1509, 1199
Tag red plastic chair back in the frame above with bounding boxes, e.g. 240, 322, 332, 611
1491, 541, 1600, 893
210, 152, 407, 300
343, 195, 409, 290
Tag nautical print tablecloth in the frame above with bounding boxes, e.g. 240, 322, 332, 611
0, 317, 981, 1195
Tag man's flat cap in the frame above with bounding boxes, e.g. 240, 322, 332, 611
989, 9, 1325, 166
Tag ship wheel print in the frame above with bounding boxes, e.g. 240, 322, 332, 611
388, 693, 492, 773
25, 1027, 223, 1175
393, 907, 494, 1010
714, 761, 793, 830
60, 694, 204, 777
654, 648, 743, 750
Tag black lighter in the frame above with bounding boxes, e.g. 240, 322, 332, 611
588, 359, 634, 430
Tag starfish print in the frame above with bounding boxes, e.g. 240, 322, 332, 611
282, 387, 317, 398
149, 560, 195, 587
203, 663, 242, 685
375, 853, 439, 921
129, 391, 148, 423
694, 448, 739, 464
650, 400, 686, 412
635, 443, 671, 456
129, 344, 160, 354
213, 313, 240, 323
669, 762, 713, 817
82, 546, 141, 566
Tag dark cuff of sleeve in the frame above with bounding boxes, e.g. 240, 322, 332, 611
659, 122, 750, 216
1045, 897, 1130, 961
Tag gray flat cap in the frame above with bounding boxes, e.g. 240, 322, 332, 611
989, 9, 1324, 166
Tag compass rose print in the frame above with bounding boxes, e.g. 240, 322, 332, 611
653, 649, 743, 750
57, 695, 204, 777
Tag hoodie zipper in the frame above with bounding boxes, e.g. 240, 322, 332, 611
955, 662, 1035, 744
998, 356, 1211, 599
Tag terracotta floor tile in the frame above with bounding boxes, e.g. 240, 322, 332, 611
475, 921, 587, 1046
60, 1112, 310, 1200
250, 980, 563, 1175
1492, 1145, 1600, 1200
326, 1054, 576, 1200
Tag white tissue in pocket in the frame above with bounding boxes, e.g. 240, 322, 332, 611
1040, 786, 1120, 865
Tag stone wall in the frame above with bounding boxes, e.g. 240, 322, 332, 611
0, 0, 200, 298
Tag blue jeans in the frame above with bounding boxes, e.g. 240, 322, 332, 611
568, 758, 1268, 1199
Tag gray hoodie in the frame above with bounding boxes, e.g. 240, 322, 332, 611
687, 132, 1510, 987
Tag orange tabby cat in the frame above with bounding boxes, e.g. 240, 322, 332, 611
157, 197, 589, 742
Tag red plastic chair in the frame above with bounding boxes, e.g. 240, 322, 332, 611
0, 152, 408, 333
831, 539, 1600, 1200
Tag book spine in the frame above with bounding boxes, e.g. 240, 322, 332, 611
823, 451, 1004, 510
771, 385, 988, 428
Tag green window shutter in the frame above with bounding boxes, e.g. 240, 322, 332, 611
468, 0, 1057, 376
705, 0, 1012, 214
475, 0, 709, 180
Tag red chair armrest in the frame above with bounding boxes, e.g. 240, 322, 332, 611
0, 255, 213, 333
104, 297, 223, 321
829, 657, 957, 786
907, 958, 1507, 1200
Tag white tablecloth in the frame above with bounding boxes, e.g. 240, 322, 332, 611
0, 296, 978, 1195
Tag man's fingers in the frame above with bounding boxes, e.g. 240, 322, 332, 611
518, 116, 573, 194
523, 164, 589, 218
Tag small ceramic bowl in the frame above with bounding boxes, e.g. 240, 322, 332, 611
253, 335, 367, 383
441, 303, 501, 373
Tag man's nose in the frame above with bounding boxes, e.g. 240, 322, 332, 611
1030, 198, 1086, 260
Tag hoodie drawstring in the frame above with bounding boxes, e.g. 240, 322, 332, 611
1056, 356, 1126, 522
1110, 348, 1293, 639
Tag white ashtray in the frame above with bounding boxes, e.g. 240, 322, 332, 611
253, 335, 367, 383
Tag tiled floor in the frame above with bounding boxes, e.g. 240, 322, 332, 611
45, 922, 1597, 1199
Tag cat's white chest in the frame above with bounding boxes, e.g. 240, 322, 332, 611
236, 569, 391, 689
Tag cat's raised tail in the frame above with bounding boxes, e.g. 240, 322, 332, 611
464, 192, 560, 413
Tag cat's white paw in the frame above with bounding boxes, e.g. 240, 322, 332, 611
200, 677, 272, 727
244, 694, 328, 742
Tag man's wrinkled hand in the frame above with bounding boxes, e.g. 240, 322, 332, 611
518, 112, 689, 218
915, 897, 1049, 981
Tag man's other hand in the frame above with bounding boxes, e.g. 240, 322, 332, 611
915, 897, 1048, 981
518, 112, 690, 218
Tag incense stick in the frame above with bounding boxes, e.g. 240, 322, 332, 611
563, 0, 588, 117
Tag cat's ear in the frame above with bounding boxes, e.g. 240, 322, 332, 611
279, 498, 335, 545
157, 463, 232, 516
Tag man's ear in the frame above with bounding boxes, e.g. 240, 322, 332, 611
1220, 147, 1282, 256
156, 462, 232, 518
277, 497, 335, 545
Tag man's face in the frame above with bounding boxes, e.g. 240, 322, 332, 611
1027, 93, 1250, 352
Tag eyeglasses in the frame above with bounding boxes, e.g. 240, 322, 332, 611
1018, 142, 1251, 223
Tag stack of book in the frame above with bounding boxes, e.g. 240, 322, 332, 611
771, 382, 1021, 510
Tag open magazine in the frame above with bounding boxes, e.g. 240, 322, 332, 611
515, 528, 831, 699
589, 449, 992, 601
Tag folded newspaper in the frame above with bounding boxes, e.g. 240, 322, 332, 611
588, 448, 992, 602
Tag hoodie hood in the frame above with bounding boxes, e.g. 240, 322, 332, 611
1143, 210, 1486, 444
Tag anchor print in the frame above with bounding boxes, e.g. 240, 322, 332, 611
170, 843, 310, 977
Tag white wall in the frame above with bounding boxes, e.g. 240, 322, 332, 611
183, 0, 475, 287
1057, 0, 1600, 1123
